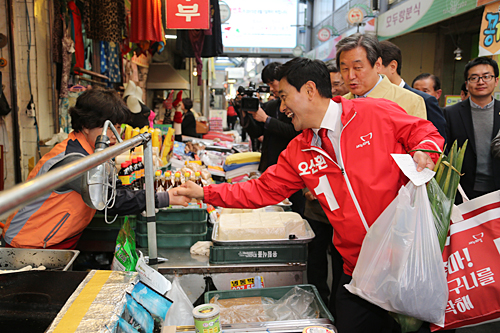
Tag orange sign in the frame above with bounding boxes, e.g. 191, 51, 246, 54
479, 1, 500, 55
347, 7, 364, 25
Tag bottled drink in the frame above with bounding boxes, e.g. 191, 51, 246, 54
160, 172, 166, 190
164, 171, 173, 190
195, 171, 204, 187
118, 162, 132, 186
137, 157, 145, 190
173, 171, 182, 188
154, 170, 162, 192
184, 171, 191, 183
131, 158, 140, 190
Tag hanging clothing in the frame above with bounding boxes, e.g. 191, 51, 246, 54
130, 0, 163, 43
84, 0, 126, 43
176, 0, 223, 59
100, 41, 122, 86
68, 1, 84, 70
60, 22, 75, 98
52, 0, 63, 63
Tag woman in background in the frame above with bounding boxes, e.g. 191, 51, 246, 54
181, 98, 198, 137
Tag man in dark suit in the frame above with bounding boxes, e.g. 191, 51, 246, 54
379, 41, 447, 142
241, 62, 305, 215
444, 57, 500, 202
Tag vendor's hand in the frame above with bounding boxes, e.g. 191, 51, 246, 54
413, 151, 435, 172
304, 191, 317, 201
248, 108, 268, 123
167, 188, 191, 207
172, 181, 204, 200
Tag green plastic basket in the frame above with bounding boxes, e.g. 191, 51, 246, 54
137, 220, 207, 234
152, 206, 208, 222
87, 214, 137, 229
135, 231, 206, 248
204, 284, 334, 322
209, 244, 307, 264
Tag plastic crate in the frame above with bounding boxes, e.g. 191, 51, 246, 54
209, 244, 307, 264
153, 206, 208, 222
87, 214, 136, 229
204, 284, 333, 322
135, 231, 206, 248
137, 220, 207, 234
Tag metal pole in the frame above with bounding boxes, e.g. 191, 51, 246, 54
143, 139, 158, 267
0, 134, 150, 216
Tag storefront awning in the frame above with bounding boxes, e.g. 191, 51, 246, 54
146, 63, 190, 90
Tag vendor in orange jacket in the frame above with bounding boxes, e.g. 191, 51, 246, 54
172, 58, 444, 333
2, 88, 190, 250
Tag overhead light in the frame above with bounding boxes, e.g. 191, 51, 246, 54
164, 34, 177, 39
193, 69, 198, 77
454, 47, 462, 61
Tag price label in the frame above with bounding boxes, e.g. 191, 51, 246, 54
230, 276, 265, 290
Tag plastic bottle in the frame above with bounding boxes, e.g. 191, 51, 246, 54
132, 127, 140, 137
154, 170, 162, 192
195, 171, 204, 187
164, 171, 173, 190
184, 171, 192, 184
137, 156, 145, 190
173, 171, 182, 188
131, 158, 140, 190
160, 172, 166, 190
118, 162, 132, 186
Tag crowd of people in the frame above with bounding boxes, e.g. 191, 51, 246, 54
3, 30, 500, 333
191, 32, 500, 333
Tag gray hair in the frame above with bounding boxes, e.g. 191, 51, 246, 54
335, 33, 381, 69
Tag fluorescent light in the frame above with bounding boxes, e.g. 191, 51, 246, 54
165, 34, 177, 39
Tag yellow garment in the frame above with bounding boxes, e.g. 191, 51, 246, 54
225, 152, 262, 165
343, 75, 427, 120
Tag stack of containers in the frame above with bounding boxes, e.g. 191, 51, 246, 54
135, 205, 209, 248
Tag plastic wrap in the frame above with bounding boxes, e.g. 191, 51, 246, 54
346, 182, 448, 326
46, 270, 138, 333
164, 276, 195, 326
211, 286, 319, 324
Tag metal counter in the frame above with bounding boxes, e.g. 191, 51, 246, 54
147, 248, 305, 304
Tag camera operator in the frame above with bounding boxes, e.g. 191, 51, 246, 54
240, 62, 305, 216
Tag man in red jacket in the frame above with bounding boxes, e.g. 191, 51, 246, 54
174, 58, 444, 333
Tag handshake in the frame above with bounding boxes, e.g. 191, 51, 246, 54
167, 181, 205, 207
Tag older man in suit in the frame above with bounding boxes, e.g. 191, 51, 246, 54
336, 33, 427, 120
444, 57, 500, 202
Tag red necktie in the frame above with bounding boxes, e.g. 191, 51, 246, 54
319, 128, 337, 162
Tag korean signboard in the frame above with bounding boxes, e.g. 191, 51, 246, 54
165, 0, 210, 29
377, 0, 476, 40
479, 1, 500, 56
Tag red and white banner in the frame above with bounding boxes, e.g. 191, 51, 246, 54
165, 0, 210, 29
431, 190, 500, 330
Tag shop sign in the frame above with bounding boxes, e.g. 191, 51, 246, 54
318, 28, 331, 42
445, 95, 462, 107
377, 0, 476, 39
230, 276, 265, 290
347, 7, 364, 25
165, 0, 210, 29
479, 1, 500, 56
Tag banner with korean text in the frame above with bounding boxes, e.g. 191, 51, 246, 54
166, 0, 210, 29
479, 1, 500, 56
430, 190, 500, 330
377, 0, 476, 40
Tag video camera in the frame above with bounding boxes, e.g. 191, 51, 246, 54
237, 85, 270, 112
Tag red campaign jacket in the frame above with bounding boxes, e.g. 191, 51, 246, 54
204, 96, 444, 275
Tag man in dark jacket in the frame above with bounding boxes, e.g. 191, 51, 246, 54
379, 41, 447, 142
444, 57, 500, 202
241, 62, 305, 215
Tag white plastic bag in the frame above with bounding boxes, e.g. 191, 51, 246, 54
164, 276, 195, 326
345, 182, 448, 326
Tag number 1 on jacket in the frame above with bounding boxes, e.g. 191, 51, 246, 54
314, 175, 339, 212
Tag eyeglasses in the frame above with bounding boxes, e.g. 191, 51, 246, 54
332, 82, 345, 88
467, 74, 496, 83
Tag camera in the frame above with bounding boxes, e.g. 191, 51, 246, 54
237, 85, 270, 112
